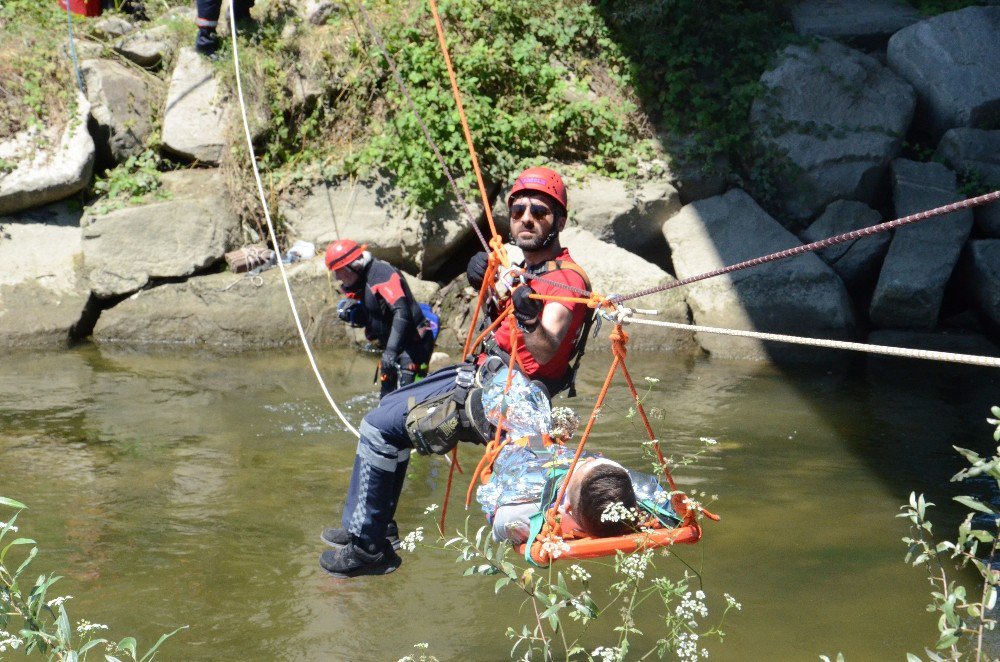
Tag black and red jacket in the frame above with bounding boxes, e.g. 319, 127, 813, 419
346, 258, 428, 357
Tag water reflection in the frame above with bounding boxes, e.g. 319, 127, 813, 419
0, 345, 996, 660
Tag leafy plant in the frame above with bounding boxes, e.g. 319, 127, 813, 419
1, 496, 185, 660
92, 150, 168, 212
899, 406, 1000, 661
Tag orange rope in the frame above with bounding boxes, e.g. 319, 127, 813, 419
543, 325, 628, 531
617, 350, 677, 492
427, 0, 498, 239
439, 444, 460, 533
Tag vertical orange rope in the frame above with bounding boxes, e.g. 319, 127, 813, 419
617, 356, 677, 492
544, 326, 628, 531
427, 0, 499, 239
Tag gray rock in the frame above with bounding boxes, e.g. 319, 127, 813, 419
887, 7, 1000, 139
306, 0, 338, 25
161, 48, 230, 164
976, 201, 1000, 238
82, 58, 162, 163
82, 170, 240, 298
115, 25, 173, 68
800, 200, 889, 287
507, 228, 697, 353
936, 128, 1000, 188
94, 257, 343, 346
278, 177, 491, 278
870, 159, 973, 329
962, 240, 1000, 336
663, 188, 856, 361
92, 17, 134, 39
750, 39, 915, 223
790, 0, 924, 50
658, 136, 729, 203
0, 95, 95, 215
570, 175, 681, 255
0, 202, 89, 348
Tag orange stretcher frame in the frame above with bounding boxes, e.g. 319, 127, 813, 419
478, 434, 709, 566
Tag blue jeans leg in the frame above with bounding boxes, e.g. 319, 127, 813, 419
340, 365, 461, 553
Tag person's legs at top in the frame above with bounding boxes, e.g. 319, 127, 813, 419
194, 0, 255, 55
320, 365, 461, 577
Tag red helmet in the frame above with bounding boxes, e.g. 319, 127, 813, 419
507, 166, 567, 212
325, 239, 367, 271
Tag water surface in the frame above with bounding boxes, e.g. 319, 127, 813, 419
1, 345, 997, 660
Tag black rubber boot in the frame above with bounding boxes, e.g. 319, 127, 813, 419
194, 28, 220, 56
319, 542, 401, 578
321, 520, 400, 550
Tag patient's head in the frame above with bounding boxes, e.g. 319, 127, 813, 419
566, 459, 638, 538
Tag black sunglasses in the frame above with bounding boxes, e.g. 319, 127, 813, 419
510, 202, 553, 220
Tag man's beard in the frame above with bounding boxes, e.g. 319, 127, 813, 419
514, 229, 557, 252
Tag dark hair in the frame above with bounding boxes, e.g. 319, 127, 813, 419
575, 464, 638, 538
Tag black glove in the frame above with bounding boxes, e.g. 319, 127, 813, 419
466, 251, 489, 290
378, 350, 399, 398
337, 299, 365, 326
512, 284, 543, 329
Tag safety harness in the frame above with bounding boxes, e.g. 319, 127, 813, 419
481, 259, 596, 398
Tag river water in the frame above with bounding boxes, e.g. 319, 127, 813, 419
1, 344, 998, 660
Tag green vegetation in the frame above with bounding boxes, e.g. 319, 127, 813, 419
899, 407, 1000, 661
1, 496, 184, 659
0, 0, 78, 138
91, 149, 169, 212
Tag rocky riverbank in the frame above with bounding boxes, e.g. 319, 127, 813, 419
2, 1, 999, 362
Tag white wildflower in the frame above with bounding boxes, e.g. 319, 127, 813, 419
591, 645, 622, 662
616, 549, 653, 580
422, 503, 439, 515
601, 501, 640, 524
47, 595, 73, 607
0, 521, 17, 532
569, 564, 591, 582
674, 591, 709, 621
75, 620, 109, 634
399, 527, 424, 553
0, 630, 24, 653
724, 593, 742, 611
699, 437, 718, 445
540, 536, 570, 560
644, 376, 660, 384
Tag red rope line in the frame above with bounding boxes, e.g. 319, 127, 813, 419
612, 189, 1000, 304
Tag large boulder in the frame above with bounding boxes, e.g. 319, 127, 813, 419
82, 58, 162, 164
935, 128, 1000, 187
82, 170, 240, 298
506, 228, 697, 353
961, 240, 1000, 337
93, 257, 342, 346
0, 202, 89, 347
663, 188, 857, 361
790, 0, 924, 50
161, 48, 230, 164
870, 159, 973, 329
800, 200, 890, 288
278, 177, 493, 278
750, 39, 915, 224
887, 6, 1000, 139
114, 24, 173, 68
0, 95, 95, 215
569, 175, 681, 256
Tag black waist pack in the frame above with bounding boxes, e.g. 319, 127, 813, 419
404, 364, 493, 455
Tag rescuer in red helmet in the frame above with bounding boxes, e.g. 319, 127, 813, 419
319, 166, 593, 579
325, 239, 437, 399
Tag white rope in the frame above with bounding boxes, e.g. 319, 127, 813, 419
621, 315, 1000, 368
228, 5, 360, 438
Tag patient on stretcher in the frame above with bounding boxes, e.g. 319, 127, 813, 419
475, 371, 677, 544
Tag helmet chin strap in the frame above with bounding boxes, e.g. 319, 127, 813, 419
540, 227, 559, 248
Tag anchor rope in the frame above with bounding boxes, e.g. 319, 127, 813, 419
228, 3, 360, 438
620, 315, 1000, 368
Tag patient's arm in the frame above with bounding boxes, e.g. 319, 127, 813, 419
491, 502, 539, 543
